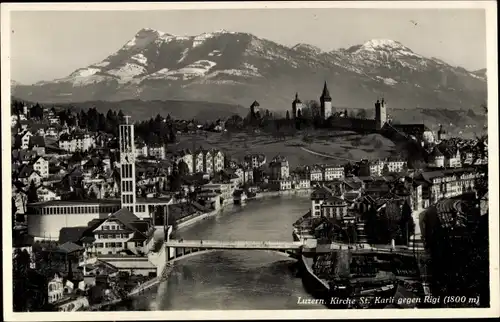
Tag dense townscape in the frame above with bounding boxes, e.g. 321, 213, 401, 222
11, 78, 489, 311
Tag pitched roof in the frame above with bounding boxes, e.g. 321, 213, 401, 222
311, 185, 334, 199
58, 226, 88, 244
29, 135, 46, 148
57, 241, 85, 254
320, 81, 331, 101
17, 164, 35, 178
109, 208, 140, 229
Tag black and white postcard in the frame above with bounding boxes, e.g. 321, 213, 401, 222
2, 1, 498, 320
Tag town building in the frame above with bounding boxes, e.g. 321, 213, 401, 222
81, 208, 156, 257
29, 135, 46, 155
17, 130, 33, 150
193, 148, 205, 173
292, 92, 304, 119
148, 144, 166, 160
32, 156, 49, 178
320, 81, 333, 119
375, 99, 387, 130
310, 185, 335, 217
323, 164, 345, 181
135, 143, 148, 158
58, 133, 96, 152
213, 150, 225, 174
429, 147, 445, 168
310, 165, 324, 182
244, 153, 266, 169
415, 168, 478, 204
320, 196, 348, 220
269, 155, 290, 180
17, 164, 42, 186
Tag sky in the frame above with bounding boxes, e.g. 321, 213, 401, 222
10, 8, 487, 85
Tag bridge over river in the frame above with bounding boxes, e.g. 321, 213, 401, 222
163, 239, 423, 263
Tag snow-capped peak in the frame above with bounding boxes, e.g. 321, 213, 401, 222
360, 39, 409, 51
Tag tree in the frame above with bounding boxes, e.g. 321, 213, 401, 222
381, 163, 390, 176
27, 181, 39, 203
178, 161, 189, 177
356, 108, 367, 119
402, 161, 409, 173
399, 201, 415, 245
88, 190, 98, 200
117, 110, 125, 124
384, 202, 402, 245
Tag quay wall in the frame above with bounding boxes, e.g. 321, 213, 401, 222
298, 254, 331, 306
255, 188, 312, 199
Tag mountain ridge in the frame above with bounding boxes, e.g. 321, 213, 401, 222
12, 28, 487, 113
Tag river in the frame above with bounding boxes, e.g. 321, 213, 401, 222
120, 196, 325, 310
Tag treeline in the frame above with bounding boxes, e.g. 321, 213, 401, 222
134, 114, 177, 146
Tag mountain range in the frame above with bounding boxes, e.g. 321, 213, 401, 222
12, 28, 487, 113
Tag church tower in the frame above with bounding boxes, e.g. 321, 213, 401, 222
375, 98, 387, 130
320, 81, 333, 119
119, 116, 137, 213
292, 92, 303, 119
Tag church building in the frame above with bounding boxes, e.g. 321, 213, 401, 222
320, 81, 333, 119
292, 93, 303, 119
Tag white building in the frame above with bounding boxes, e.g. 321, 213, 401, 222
47, 274, 64, 304
429, 147, 445, 168
294, 178, 311, 190
135, 143, 148, 158
323, 165, 345, 181
83, 208, 155, 257
37, 186, 60, 202
310, 165, 323, 182
19, 131, 33, 149
385, 158, 406, 173
148, 145, 166, 160
310, 185, 335, 217
32, 156, 49, 178
213, 150, 225, 174
58, 133, 96, 152
444, 149, 462, 168
244, 153, 266, 169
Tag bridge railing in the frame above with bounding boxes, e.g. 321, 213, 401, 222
165, 240, 305, 247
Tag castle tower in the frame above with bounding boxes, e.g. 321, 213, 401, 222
320, 81, 333, 119
375, 98, 387, 130
292, 92, 303, 119
119, 116, 137, 213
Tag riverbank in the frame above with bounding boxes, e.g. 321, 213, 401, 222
253, 188, 312, 200
176, 208, 221, 230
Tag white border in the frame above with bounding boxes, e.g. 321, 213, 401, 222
1, 1, 498, 320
